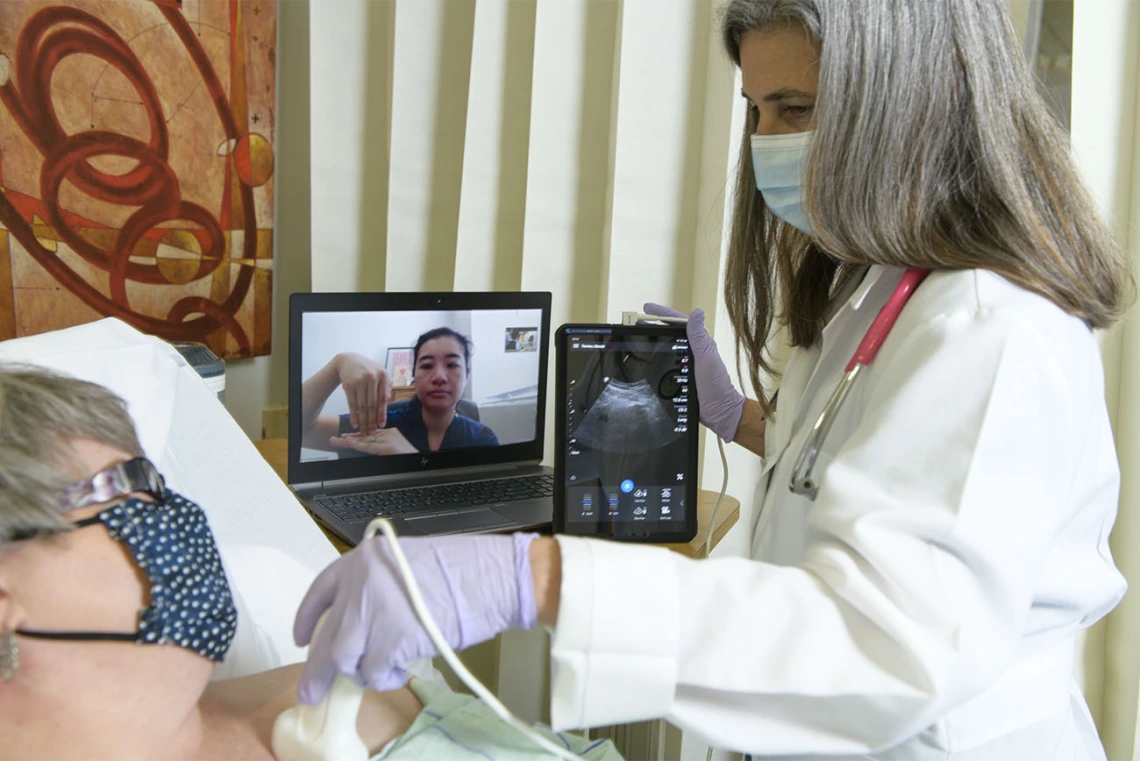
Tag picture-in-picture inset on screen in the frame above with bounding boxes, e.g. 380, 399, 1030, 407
504, 327, 538, 352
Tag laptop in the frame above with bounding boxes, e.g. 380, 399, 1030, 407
288, 291, 554, 545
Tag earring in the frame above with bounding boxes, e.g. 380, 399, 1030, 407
0, 631, 17, 682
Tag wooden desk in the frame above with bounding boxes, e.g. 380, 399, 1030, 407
253, 438, 739, 558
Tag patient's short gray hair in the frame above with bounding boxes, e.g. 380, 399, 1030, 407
0, 366, 143, 543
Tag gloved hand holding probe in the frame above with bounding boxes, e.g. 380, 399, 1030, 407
643, 303, 746, 442
294, 532, 540, 704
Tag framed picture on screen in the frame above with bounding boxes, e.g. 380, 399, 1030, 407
385, 347, 415, 387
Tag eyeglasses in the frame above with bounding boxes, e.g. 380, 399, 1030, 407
62, 457, 167, 510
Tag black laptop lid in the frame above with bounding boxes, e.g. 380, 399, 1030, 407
288, 291, 552, 486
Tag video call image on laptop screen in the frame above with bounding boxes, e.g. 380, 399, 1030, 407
300, 308, 544, 463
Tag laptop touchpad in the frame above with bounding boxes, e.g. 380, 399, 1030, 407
406, 509, 514, 534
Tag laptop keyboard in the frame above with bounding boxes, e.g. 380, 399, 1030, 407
316, 473, 555, 524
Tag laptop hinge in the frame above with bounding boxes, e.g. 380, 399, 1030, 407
292, 481, 324, 497
304, 461, 547, 496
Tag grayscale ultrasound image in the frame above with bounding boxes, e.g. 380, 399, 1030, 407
571, 378, 680, 453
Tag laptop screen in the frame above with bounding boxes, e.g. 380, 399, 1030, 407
289, 292, 552, 484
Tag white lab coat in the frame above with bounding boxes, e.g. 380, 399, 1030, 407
548, 266, 1126, 760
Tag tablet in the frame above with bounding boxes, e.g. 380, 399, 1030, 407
554, 324, 699, 542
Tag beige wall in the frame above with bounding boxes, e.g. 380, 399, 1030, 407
1008, 0, 1034, 42
1071, 0, 1140, 755
222, 0, 311, 440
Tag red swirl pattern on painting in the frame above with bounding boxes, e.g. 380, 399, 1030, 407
0, 1, 256, 350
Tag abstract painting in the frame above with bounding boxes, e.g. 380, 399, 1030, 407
0, 0, 276, 358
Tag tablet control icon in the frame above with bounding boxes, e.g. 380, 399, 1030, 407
621, 479, 634, 493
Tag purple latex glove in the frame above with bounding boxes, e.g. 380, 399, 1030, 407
293, 531, 540, 704
643, 303, 746, 442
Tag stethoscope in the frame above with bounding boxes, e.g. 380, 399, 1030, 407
789, 267, 931, 500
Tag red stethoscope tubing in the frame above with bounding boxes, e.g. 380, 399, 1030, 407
846, 267, 932, 372
789, 266, 932, 500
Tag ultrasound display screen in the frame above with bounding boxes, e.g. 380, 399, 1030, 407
557, 326, 698, 540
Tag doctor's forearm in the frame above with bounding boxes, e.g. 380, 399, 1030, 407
731, 399, 766, 457
530, 537, 562, 628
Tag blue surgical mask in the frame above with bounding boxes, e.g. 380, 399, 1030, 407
751, 130, 815, 235
17, 489, 238, 662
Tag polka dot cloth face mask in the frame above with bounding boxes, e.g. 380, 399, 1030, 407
17, 491, 238, 662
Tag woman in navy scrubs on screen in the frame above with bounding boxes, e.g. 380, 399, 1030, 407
300, 328, 498, 456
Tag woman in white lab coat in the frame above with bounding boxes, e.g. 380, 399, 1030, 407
292, 0, 1134, 758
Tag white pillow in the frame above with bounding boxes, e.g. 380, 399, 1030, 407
220, 544, 318, 669
212, 563, 283, 680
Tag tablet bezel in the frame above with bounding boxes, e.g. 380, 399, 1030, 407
553, 323, 699, 543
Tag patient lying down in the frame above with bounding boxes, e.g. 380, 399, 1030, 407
0, 367, 616, 761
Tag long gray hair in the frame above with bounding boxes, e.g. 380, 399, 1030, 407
0, 366, 143, 543
720, 0, 1133, 418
